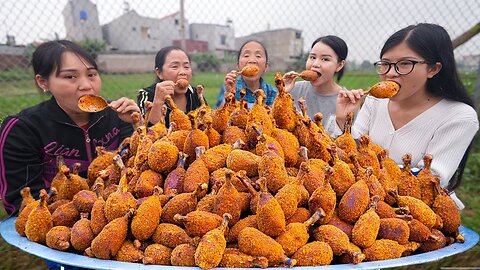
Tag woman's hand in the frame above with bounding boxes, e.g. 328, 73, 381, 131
110, 97, 141, 123
283, 71, 299, 93
336, 89, 365, 129
224, 70, 238, 94
153, 81, 175, 104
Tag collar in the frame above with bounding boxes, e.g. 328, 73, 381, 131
235, 76, 267, 103
163, 86, 195, 112
45, 97, 105, 127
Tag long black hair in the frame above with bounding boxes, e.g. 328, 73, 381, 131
153, 46, 191, 83
32, 40, 97, 79
380, 23, 475, 108
311, 35, 348, 82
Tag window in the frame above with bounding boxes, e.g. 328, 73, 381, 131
141, 27, 151, 39
175, 19, 179, 25
295, 31, 301, 39
79, 10, 88, 21
132, 27, 136, 31
220, 35, 226, 45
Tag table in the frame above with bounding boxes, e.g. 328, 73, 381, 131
1, 217, 478, 270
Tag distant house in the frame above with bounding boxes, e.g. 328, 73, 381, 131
102, 11, 185, 53
235, 28, 304, 70
0, 44, 28, 71
190, 23, 235, 58
62, 0, 103, 41
172, 39, 209, 54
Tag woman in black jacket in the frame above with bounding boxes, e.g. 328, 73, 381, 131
137, 46, 205, 127
0, 40, 139, 215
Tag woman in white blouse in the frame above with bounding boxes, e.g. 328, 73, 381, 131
335, 23, 478, 206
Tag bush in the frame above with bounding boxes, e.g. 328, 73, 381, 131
75, 38, 107, 60
191, 53, 220, 72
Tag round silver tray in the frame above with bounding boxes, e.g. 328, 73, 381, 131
1, 217, 478, 269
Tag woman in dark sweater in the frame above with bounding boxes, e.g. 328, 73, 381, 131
137, 46, 205, 127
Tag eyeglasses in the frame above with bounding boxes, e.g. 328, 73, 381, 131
373, 60, 428, 75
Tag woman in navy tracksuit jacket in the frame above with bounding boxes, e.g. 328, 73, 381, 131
0, 40, 138, 216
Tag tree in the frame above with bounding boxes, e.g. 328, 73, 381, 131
360, 60, 373, 70
191, 53, 220, 72
76, 38, 106, 60
287, 52, 308, 71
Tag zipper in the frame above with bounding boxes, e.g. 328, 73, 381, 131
83, 130, 93, 162
63, 115, 104, 164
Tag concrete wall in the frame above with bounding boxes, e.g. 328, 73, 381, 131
97, 53, 156, 73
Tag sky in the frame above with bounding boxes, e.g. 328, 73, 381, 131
1, 0, 479, 63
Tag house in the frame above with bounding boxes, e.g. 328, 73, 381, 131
235, 28, 304, 70
62, 0, 103, 42
102, 11, 185, 52
0, 44, 28, 71
189, 22, 235, 58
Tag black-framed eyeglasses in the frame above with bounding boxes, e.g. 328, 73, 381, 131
373, 60, 428, 75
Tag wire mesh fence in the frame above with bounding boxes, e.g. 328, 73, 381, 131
0, 0, 479, 120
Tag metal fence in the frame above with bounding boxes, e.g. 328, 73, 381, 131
1, 0, 479, 120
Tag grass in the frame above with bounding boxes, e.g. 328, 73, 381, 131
0, 71, 479, 269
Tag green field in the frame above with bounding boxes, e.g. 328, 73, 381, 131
0, 71, 386, 120
0, 71, 479, 269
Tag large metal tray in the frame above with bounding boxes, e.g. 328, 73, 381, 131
1, 217, 478, 269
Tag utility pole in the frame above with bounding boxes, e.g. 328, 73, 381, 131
179, 0, 186, 51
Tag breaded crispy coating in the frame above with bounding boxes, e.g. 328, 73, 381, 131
338, 179, 370, 224
220, 247, 268, 268
390, 190, 436, 229
286, 207, 311, 225
227, 215, 258, 243
351, 198, 381, 248
115, 240, 144, 262
45, 226, 71, 251
87, 210, 132, 259
175, 210, 223, 237
308, 165, 336, 224
90, 182, 108, 235
131, 186, 162, 241
276, 208, 325, 256
151, 223, 193, 248
238, 227, 295, 267
52, 201, 80, 227
25, 190, 53, 245
397, 154, 422, 199
378, 218, 410, 244
171, 243, 197, 266
226, 149, 260, 177
363, 239, 413, 261
213, 169, 242, 225
143, 243, 173, 265
72, 190, 96, 213
194, 214, 231, 269
292, 241, 333, 266
432, 177, 460, 235
160, 183, 206, 225
183, 146, 210, 193
147, 140, 179, 173
15, 197, 40, 237
70, 213, 94, 252
164, 152, 187, 196
256, 178, 286, 237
